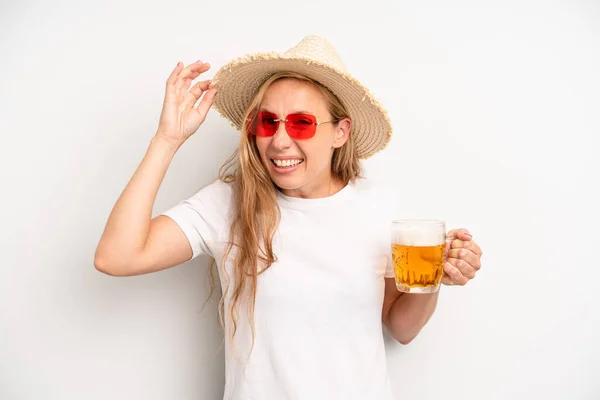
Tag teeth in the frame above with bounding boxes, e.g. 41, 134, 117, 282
273, 159, 302, 167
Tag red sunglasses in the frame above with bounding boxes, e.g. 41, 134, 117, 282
250, 111, 337, 139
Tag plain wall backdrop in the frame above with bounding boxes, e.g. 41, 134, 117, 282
1, 0, 599, 399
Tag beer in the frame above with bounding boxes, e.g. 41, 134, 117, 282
392, 243, 445, 288
391, 220, 446, 293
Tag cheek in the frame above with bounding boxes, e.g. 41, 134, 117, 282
305, 135, 334, 159
299, 142, 330, 168
255, 137, 270, 159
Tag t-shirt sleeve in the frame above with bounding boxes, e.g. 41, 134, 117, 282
160, 179, 232, 260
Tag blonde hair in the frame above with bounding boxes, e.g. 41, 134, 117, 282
206, 72, 362, 359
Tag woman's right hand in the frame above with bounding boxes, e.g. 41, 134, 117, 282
155, 60, 218, 146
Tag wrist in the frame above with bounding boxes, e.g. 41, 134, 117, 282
151, 133, 184, 154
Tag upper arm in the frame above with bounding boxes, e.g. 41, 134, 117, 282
136, 215, 194, 275
382, 277, 403, 328
104, 215, 194, 277
98, 180, 230, 277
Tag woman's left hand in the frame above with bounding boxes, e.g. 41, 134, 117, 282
442, 229, 483, 286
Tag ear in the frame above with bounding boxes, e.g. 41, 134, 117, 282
332, 118, 351, 149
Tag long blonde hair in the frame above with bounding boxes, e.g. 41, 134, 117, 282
206, 71, 362, 356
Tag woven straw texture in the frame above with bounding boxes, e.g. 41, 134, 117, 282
211, 35, 392, 159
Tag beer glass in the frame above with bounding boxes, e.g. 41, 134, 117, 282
391, 220, 447, 294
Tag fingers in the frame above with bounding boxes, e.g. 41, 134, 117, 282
176, 61, 211, 98
165, 60, 211, 101
446, 228, 472, 242
195, 88, 218, 118
184, 79, 212, 106
166, 61, 183, 86
443, 228, 483, 287
443, 261, 470, 285
165, 62, 184, 100
447, 248, 481, 271
441, 274, 455, 286
450, 238, 482, 256
445, 228, 472, 258
446, 257, 476, 279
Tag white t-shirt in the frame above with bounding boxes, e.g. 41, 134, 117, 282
162, 177, 397, 400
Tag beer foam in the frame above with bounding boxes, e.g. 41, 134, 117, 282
392, 222, 445, 246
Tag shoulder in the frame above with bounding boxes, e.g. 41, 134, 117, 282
160, 178, 235, 258
178, 178, 235, 221
192, 178, 234, 202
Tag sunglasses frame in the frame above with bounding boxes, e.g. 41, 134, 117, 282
249, 111, 337, 139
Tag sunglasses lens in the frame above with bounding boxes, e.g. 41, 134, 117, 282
253, 112, 318, 139
255, 111, 279, 136
286, 114, 317, 139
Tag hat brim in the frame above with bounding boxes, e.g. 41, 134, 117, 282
211, 53, 392, 159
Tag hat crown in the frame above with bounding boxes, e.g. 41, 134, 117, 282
283, 34, 348, 72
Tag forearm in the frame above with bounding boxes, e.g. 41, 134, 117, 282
94, 135, 180, 267
384, 291, 440, 345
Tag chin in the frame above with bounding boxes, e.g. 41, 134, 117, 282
270, 174, 305, 191
261, 158, 306, 190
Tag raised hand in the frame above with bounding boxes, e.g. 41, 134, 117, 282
156, 60, 218, 145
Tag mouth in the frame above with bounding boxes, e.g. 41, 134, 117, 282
270, 158, 304, 168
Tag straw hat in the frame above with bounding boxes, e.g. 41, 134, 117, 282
210, 34, 392, 159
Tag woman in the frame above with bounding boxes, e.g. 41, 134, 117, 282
94, 35, 483, 399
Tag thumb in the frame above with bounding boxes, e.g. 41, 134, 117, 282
445, 228, 471, 257
447, 228, 472, 242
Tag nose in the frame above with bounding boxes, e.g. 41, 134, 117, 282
270, 121, 293, 150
